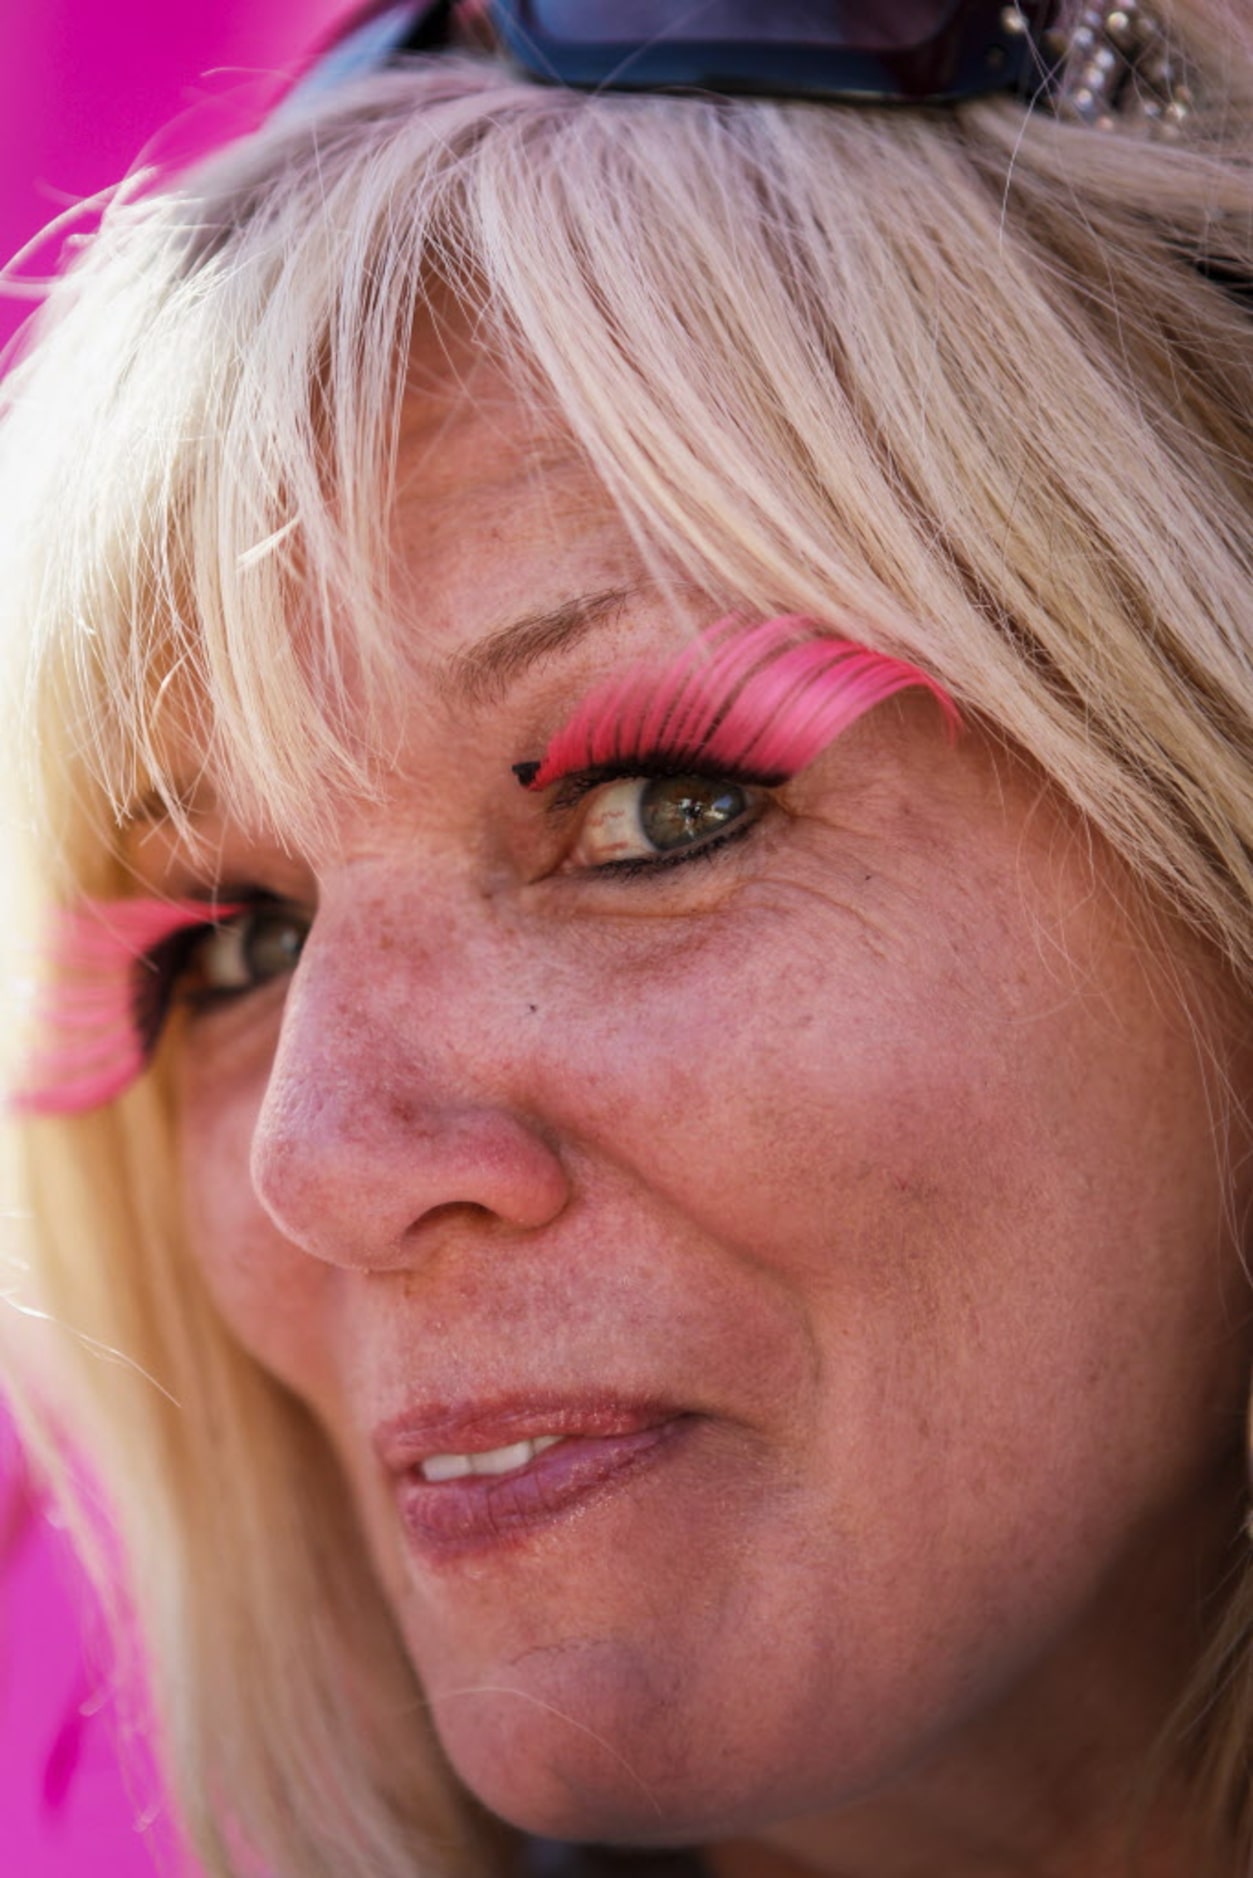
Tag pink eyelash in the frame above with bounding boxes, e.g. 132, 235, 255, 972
11, 898, 241, 1118
518, 614, 960, 791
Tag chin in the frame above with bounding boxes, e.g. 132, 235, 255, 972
429, 1668, 710, 1844
426, 1652, 852, 1852
448, 1752, 744, 1853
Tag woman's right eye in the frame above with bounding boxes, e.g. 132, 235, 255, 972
176, 903, 311, 1006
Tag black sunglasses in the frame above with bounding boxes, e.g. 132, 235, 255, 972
293, 1, 1062, 108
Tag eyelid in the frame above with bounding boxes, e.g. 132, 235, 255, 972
544, 754, 789, 817
514, 614, 960, 797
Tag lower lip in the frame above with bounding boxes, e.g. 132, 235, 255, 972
395, 1418, 688, 1561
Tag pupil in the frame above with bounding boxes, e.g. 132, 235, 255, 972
639, 776, 746, 852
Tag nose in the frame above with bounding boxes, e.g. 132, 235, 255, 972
248, 902, 570, 1269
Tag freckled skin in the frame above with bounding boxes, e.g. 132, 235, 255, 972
154, 352, 1252, 1877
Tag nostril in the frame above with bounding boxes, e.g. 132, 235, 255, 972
408, 1199, 499, 1236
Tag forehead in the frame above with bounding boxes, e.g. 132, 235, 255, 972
124, 335, 705, 857
392, 341, 649, 657
366, 335, 714, 759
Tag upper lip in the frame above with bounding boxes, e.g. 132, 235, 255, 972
372, 1394, 684, 1472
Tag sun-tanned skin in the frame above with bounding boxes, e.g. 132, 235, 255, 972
23, 621, 953, 1113
126, 349, 1251, 1878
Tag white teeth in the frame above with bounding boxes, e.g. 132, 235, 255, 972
421, 1453, 474, 1483
419, 1434, 564, 1484
470, 1439, 535, 1477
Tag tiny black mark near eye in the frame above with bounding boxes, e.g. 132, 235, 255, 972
512, 760, 542, 788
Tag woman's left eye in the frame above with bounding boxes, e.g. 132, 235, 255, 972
569, 774, 760, 870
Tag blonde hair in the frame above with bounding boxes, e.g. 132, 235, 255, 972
2, 3, 1252, 1871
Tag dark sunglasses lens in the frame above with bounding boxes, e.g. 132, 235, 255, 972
517, 1, 969, 54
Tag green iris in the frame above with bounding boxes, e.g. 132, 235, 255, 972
637, 776, 748, 853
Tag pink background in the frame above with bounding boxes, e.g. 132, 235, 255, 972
0, 6, 351, 1871
0, 0, 350, 359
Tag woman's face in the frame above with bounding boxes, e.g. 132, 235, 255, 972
139, 348, 1251, 1856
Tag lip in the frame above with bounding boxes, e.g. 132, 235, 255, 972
375, 1396, 691, 1562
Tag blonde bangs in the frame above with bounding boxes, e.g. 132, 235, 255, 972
2, 52, 1252, 962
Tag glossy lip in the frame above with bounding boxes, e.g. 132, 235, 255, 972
375, 1396, 692, 1563
373, 1394, 686, 1472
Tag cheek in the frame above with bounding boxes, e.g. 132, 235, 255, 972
177, 1069, 339, 1407
526, 881, 1030, 1276
524, 860, 1242, 1494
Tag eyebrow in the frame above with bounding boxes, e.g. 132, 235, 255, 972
121, 584, 652, 829
441, 584, 647, 709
